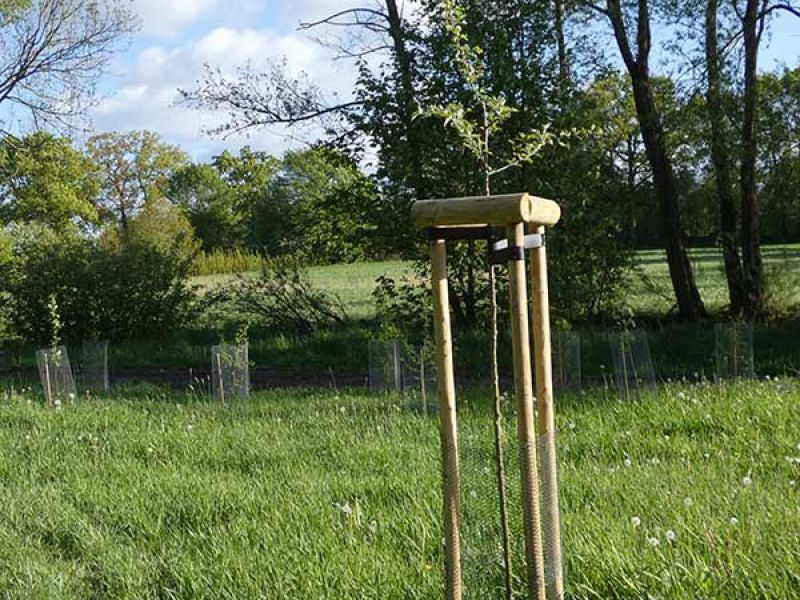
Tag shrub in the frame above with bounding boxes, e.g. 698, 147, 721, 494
1, 212, 196, 344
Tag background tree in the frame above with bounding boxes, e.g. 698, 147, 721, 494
0, 132, 99, 228
271, 146, 381, 264
167, 163, 241, 251
87, 131, 188, 230
0, 0, 137, 131
583, 0, 706, 319
212, 147, 280, 252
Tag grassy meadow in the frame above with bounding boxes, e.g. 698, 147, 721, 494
190, 245, 800, 319
0, 379, 797, 598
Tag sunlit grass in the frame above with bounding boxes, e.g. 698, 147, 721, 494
0, 379, 797, 598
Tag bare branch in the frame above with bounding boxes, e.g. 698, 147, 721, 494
298, 8, 388, 31
0, 0, 138, 131
178, 60, 363, 138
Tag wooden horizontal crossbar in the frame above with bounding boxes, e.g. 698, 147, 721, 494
411, 193, 561, 228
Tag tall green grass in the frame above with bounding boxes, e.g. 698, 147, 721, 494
0, 379, 796, 598
191, 249, 267, 276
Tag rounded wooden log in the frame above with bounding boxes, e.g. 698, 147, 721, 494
506, 223, 546, 600
411, 193, 561, 228
528, 224, 565, 600
430, 239, 462, 600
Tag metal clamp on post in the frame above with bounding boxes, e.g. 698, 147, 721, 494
489, 233, 545, 264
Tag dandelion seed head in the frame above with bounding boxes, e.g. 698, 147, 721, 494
742, 476, 752, 487
648, 537, 660, 547
684, 497, 693, 507
568, 422, 576, 430
631, 516, 641, 527
729, 517, 738, 526
624, 458, 632, 467
666, 530, 676, 542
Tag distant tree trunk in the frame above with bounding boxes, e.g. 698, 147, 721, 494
385, 0, 427, 201
706, 0, 746, 315
554, 0, 569, 96
739, 0, 766, 317
605, 0, 706, 319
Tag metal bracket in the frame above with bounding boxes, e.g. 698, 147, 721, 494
488, 233, 545, 264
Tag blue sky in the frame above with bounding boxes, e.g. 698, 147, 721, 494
87, 0, 800, 161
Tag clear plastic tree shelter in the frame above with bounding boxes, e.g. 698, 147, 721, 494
411, 193, 564, 600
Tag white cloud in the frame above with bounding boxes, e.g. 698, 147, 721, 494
90, 25, 360, 160
133, 0, 220, 37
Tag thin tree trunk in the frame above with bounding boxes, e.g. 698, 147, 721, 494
740, 0, 766, 317
706, 0, 746, 315
554, 0, 569, 97
385, 0, 426, 200
606, 0, 706, 319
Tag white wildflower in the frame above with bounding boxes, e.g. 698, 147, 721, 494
729, 517, 738, 526
665, 530, 676, 542
469, 490, 478, 499
568, 422, 576, 430
684, 497, 693, 507
631, 516, 641, 527
677, 391, 686, 400
147, 446, 154, 454
648, 537, 660, 547
742, 476, 752, 487
624, 458, 632, 467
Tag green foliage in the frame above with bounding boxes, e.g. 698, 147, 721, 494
0, 132, 100, 228
113, 197, 199, 266
212, 146, 281, 252
87, 131, 188, 228
274, 147, 381, 264
0, 217, 195, 345
167, 163, 242, 250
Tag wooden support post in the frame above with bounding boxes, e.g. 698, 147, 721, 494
43, 353, 53, 407
507, 223, 546, 600
430, 239, 462, 600
216, 352, 226, 407
529, 224, 565, 600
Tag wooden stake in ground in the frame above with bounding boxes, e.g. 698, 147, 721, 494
430, 238, 462, 600
507, 222, 546, 600
529, 224, 564, 600
420, 348, 428, 417
43, 353, 53, 407
216, 351, 226, 407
